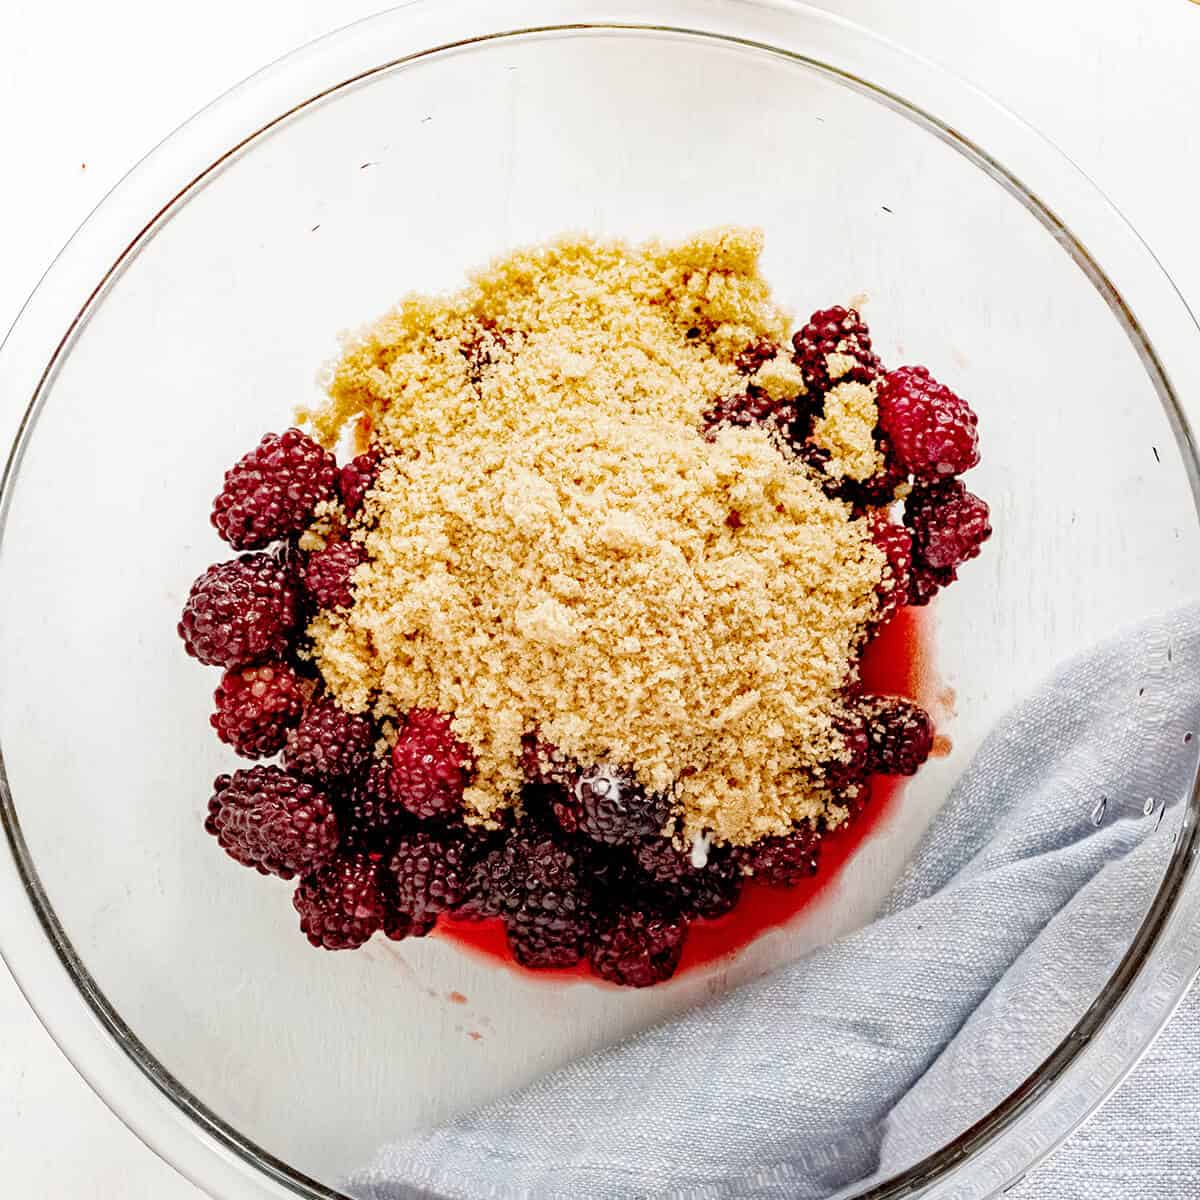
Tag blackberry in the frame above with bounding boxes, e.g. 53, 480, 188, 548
837, 777, 874, 825
466, 829, 593, 967
507, 909, 590, 970
701, 390, 804, 441
591, 906, 689, 987
791, 307, 880, 397
735, 823, 821, 887
519, 732, 576, 789
632, 839, 742, 920
211, 428, 337, 550
388, 830, 478, 919
284, 694, 376, 784
210, 662, 306, 758
840, 434, 909, 508
293, 852, 385, 950
205, 766, 339, 879
389, 710, 473, 821
734, 337, 781, 376
682, 859, 743, 920
631, 836, 695, 884
799, 432, 907, 511
341, 758, 410, 852
861, 696, 934, 776
573, 839, 642, 901
338, 449, 381, 516
178, 553, 302, 669
551, 764, 672, 846
904, 477, 992, 572
877, 366, 979, 479
303, 539, 364, 611
459, 838, 522, 920
823, 712, 871, 790
908, 562, 956, 607
383, 906, 436, 942
796, 439, 837, 488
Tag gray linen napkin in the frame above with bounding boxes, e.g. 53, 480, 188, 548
350, 605, 1200, 1200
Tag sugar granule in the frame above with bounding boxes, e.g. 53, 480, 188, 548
303, 228, 886, 844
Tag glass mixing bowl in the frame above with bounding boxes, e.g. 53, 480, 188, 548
1, 2, 1198, 1197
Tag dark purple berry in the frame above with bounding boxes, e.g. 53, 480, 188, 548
179, 554, 302, 669
862, 696, 934, 775
735, 824, 821, 887
284, 694, 376, 784
591, 906, 688, 987
551, 765, 672, 847
341, 758, 410, 852
388, 830, 478, 919
211, 428, 337, 550
206, 766, 339, 879
293, 852, 385, 949
303, 539, 365, 611
791, 307, 880, 397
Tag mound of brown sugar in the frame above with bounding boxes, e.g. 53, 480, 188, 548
302, 228, 886, 845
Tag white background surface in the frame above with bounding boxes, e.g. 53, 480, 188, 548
1, 1, 1198, 1196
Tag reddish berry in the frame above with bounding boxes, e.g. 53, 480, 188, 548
338, 449, 381, 516
870, 518, 913, 625
211, 428, 337, 550
283, 694, 376, 785
551, 765, 672, 847
862, 696, 934, 775
293, 852, 385, 950
791, 307, 880, 397
205, 766, 339, 880
389, 710, 473, 821
735, 824, 821, 886
178, 554, 302, 669
905, 477, 992, 572
388, 830, 478, 919
303, 540, 364, 610
210, 662, 306, 758
877, 366, 979, 479
591, 907, 689, 987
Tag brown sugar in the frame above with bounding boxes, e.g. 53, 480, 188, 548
302, 228, 886, 845
811, 380, 884, 482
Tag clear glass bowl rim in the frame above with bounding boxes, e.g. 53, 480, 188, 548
1, 2, 1198, 1198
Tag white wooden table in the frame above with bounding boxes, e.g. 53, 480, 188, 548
1, 1, 1197, 1195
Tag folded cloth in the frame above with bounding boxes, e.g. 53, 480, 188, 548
350, 606, 1200, 1200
